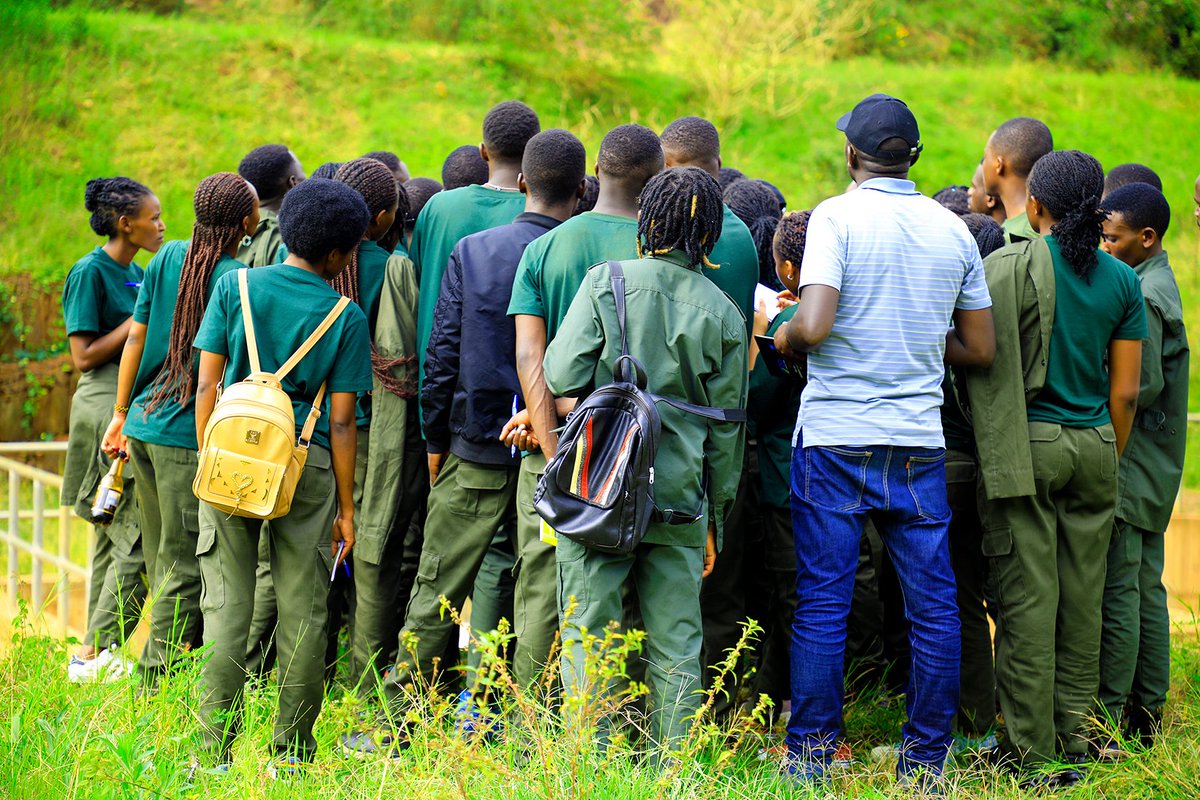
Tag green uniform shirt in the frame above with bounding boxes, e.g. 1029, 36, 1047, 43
125, 240, 242, 449
940, 371, 974, 452
1003, 213, 1039, 245
544, 252, 748, 547
352, 239, 391, 428
236, 208, 287, 268
194, 264, 373, 449
704, 205, 758, 333
748, 304, 801, 509
1026, 236, 1147, 427
412, 185, 526, 385
1117, 251, 1190, 533
507, 211, 639, 341
61, 246, 143, 343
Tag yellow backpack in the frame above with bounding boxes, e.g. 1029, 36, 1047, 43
193, 269, 350, 520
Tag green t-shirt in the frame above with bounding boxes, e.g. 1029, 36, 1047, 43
61, 246, 143, 345
748, 303, 801, 509
353, 238, 391, 428
704, 205, 758, 333
1002, 213, 1039, 245
194, 264, 373, 449
412, 184, 526, 383
507, 211, 639, 341
236, 208, 288, 268
125, 240, 243, 449
1026, 236, 1147, 427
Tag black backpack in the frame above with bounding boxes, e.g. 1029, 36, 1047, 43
533, 261, 746, 554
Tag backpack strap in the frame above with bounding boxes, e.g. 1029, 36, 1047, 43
608, 262, 747, 423
275, 297, 351, 382
237, 269, 261, 374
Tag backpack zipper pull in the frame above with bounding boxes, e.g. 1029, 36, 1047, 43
649, 466, 655, 485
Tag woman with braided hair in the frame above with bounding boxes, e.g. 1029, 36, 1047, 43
100, 172, 259, 684
63, 176, 164, 680
543, 166, 748, 755
724, 178, 784, 291
966, 149, 1145, 783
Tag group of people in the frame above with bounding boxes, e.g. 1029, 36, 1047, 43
58, 94, 1192, 789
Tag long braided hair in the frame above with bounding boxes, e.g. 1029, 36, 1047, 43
144, 173, 256, 413
330, 157, 399, 304
1027, 150, 1107, 280
330, 157, 413, 398
725, 178, 783, 289
636, 167, 724, 267
85, 177, 153, 237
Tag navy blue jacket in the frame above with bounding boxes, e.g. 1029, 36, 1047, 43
422, 212, 561, 465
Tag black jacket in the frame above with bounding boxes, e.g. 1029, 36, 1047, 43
422, 212, 561, 465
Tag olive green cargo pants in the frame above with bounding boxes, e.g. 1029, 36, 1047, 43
978, 422, 1117, 764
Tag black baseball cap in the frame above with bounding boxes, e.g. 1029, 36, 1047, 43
836, 93, 923, 162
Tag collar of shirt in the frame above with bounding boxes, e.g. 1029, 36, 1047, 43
856, 177, 919, 195
1134, 249, 1169, 277
651, 249, 702, 272
513, 212, 563, 231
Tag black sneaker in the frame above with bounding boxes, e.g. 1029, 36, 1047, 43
339, 728, 409, 760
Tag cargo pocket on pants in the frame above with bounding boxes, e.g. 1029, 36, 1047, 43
449, 464, 507, 518
1096, 425, 1118, 482
556, 540, 589, 625
981, 526, 1025, 611
196, 526, 224, 610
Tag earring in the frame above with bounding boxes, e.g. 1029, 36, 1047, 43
241, 235, 252, 248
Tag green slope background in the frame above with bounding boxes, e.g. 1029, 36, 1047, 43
1, 0, 1198, 482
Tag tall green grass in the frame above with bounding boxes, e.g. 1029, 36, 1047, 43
3, 598, 1200, 799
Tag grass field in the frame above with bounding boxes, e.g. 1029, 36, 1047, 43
2, 601, 1199, 799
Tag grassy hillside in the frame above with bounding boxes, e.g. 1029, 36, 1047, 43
1, 0, 1198, 476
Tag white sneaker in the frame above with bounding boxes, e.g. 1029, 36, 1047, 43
67, 647, 132, 683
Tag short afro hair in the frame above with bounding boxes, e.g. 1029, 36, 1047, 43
278, 178, 370, 262
717, 167, 746, 192
574, 175, 600, 216
1100, 181, 1172, 239
989, 118, 1053, 179
521, 129, 586, 205
237, 144, 299, 201
1104, 163, 1163, 196
311, 161, 344, 180
660, 116, 720, 164
403, 177, 443, 224
442, 145, 489, 190
482, 100, 541, 162
597, 124, 663, 185
961, 213, 1006, 259
933, 185, 971, 216
361, 150, 408, 182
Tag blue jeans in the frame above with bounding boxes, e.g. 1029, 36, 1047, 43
787, 439, 959, 781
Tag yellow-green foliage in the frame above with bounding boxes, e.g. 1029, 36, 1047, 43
1, 0, 1199, 476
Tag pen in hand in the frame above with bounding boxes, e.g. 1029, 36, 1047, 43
331, 540, 345, 583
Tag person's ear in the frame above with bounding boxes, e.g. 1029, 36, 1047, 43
1141, 227, 1158, 250
479, 143, 490, 164
118, 214, 133, 235
995, 155, 1007, 177
593, 160, 600, 178
577, 178, 587, 200
242, 214, 255, 237
986, 193, 1000, 211
845, 144, 859, 172
289, 174, 302, 189
783, 259, 796, 279
374, 208, 390, 229
1027, 194, 1043, 223
517, 173, 528, 195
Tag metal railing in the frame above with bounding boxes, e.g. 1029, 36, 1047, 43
0, 441, 89, 639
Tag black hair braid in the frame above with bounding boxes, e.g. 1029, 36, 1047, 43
725, 179, 783, 288
1027, 150, 1106, 279
636, 167, 724, 268
84, 177, 153, 237
331, 158, 399, 303
773, 210, 811, 268
144, 173, 255, 413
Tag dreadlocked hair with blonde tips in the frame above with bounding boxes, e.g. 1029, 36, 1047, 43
1027, 149, 1106, 280
144, 173, 256, 414
773, 210, 812, 268
636, 167, 724, 268
330, 157, 400, 303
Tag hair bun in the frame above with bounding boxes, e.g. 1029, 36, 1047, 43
84, 178, 107, 212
